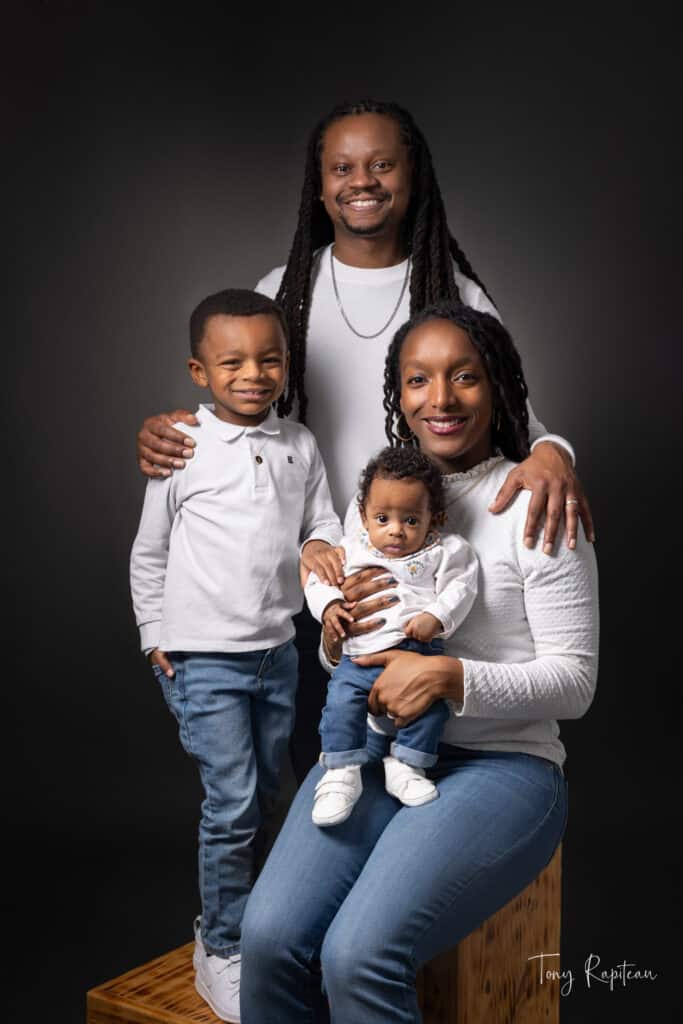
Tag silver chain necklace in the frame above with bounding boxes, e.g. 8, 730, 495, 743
329, 245, 411, 340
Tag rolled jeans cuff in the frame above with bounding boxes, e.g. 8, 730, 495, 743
320, 747, 369, 769
390, 742, 438, 768
204, 939, 241, 959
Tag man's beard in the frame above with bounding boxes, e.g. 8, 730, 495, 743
338, 210, 391, 237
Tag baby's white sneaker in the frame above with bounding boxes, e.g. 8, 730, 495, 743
312, 765, 362, 826
383, 755, 438, 806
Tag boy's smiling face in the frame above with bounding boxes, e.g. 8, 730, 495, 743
188, 313, 288, 426
360, 476, 433, 559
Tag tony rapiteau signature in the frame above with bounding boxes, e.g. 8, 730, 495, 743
527, 952, 658, 996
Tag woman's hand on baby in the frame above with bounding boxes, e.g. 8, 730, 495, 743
358, 650, 459, 728
137, 410, 198, 479
339, 566, 399, 637
322, 600, 356, 641
301, 542, 346, 587
404, 612, 443, 643
148, 648, 175, 678
488, 441, 595, 554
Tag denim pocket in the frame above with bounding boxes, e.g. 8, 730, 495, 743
152, 662, 181, 706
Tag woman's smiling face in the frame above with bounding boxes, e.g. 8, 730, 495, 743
399, 318, 494, 473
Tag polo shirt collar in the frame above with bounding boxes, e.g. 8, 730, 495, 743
196, 404, 282, 442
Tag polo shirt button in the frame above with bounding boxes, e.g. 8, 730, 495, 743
255, 455, 263, 464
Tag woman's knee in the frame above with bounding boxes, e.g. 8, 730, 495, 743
240, 885, 310, 974
320, 916, 411, 995
241, 893, 287, 969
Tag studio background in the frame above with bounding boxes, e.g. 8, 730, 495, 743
8, 3, 680, 1021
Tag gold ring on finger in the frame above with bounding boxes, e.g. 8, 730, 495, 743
565, 498, 579, 506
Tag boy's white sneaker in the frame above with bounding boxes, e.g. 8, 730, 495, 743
193, 917, 241, 1022
312, 765, 362, 826
383, 755, 438, 806
192, 916, 203, 971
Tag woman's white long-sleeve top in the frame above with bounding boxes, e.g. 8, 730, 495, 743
340, 455, 599, 768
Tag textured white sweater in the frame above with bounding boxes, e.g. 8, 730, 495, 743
256, 247, 573, 512
340, 455, 599, 768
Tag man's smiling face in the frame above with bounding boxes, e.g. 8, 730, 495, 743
318, 112, 412, 240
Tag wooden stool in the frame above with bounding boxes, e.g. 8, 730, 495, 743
417, 845, 562, 1023
87, 846, 561, 1024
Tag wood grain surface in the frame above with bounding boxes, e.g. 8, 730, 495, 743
417, 845, 562, 1024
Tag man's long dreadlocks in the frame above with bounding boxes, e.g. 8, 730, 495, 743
275, 99, 493, 422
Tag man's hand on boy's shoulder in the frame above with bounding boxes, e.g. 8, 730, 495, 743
148, 647, 175, 678
137, 409, 199, 479
300, 541, 346, 587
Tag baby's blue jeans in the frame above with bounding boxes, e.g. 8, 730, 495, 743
153, 640, 298, 957
319, 638, 449, 769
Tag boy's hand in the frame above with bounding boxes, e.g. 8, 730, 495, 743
322, 600, 356, 642
301, 541, 346, 587
404, 612, 443, 643
148, 648, 175, 678
137, 410, 198, 479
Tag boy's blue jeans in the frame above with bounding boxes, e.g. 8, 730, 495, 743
152, 640, 298, 958
319, 638, 449, 769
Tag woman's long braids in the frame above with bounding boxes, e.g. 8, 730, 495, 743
382, 303, 531, 464
275, 99, 493, 421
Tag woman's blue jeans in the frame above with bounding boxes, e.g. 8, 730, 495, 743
154, 641, 298, 957
240, 729, 567, 1023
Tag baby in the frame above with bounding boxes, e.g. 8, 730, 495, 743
305, 446, 478, 827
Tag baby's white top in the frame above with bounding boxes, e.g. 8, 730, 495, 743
305, 527, 478, 656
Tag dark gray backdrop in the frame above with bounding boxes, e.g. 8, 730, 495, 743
7, 3, 681, 1021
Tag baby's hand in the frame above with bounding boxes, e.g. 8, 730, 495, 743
322, 600, 356, 642
301, 541, 346, 586
404, 612, 443, 643
148, 647, 175, 678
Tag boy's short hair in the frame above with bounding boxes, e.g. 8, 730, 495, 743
357, 446, 446, 520
189, 289, 289, 358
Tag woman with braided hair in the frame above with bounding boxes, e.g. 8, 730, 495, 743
238, 302, 598, 1023
135, 99, 595, 783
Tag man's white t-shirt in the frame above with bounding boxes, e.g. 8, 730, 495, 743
257, 245, 566, 513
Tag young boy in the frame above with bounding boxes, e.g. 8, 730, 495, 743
305, 447, 478, 827
129, 289, 342, 1022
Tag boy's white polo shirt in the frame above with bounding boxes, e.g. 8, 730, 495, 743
130, 404, 342, 654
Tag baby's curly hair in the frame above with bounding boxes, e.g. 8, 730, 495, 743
357, 446, 446, 520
